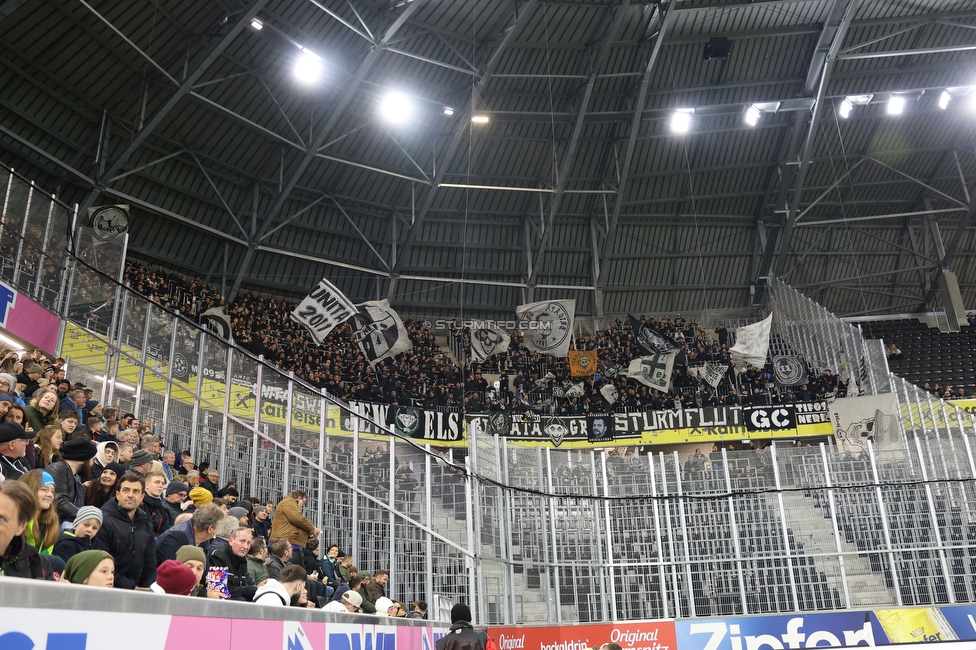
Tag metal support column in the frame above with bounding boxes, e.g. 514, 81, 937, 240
819, 443, 853, 608
544, 447, 562, 622
867, 440, 902, 606
600, 450, 618, 620
674, 451, 696, 618
251, 361, 263, 499
914, 436, 956, 604
219, 344, 233, 478
721, 448, 749, 613
771, 444, 802, 611
189, 330, 205, 457
33, 196, 54, 301
12, 180, 32, 286
283, 371, 294, 490
161, 313, 178, 444
648, 453, 668, 619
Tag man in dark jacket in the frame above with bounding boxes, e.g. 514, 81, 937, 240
162, 480, 188, 520
155, 503, 222, 566
435, 604, 486, 650
95, 474, 157, 589
49, 437, 96, 523
0, 421, 32, 481
140, 470, 174, 537
208, 527, 256, 601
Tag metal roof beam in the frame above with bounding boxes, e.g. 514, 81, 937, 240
533, 0, 633, 280
390, 0, 539, 280
596, 0, 675, 286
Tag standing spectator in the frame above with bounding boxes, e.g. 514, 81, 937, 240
95, 474, 157, 589
0, 480, 54, 579
435, 604, 486, 650
54, 506, 102, 564
357, 572, 378, 613
17, 363, 44, 399
252, 505, 271, 542
0, 421, 33, 481
48, 436, 96, 522
270, 489, 321, 557
160, 450, 177, 480
141, 470, 174, 536
208, 527, 257, 601
369, 568, 390, 604
127, 449, 154, 477
61, 550, 114, 587
19, 470, 59, 557
60, 390, 86, 422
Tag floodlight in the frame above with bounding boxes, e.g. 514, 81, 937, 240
744, 105, 761, 127
671, 108, 694, 134
939, 90, 952, 110
471, 113, 490, 124
967, 91, 976, 113
443, 107, 455, 116
887, 95, 906, 115
250, 18, 264, 30
294, 49, 323, 84
839, 99, 853, 119
379, 91, 412, 123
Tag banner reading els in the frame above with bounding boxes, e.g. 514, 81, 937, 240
489, 621, 676, 650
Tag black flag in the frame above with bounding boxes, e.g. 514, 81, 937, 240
629, 315, 678, 355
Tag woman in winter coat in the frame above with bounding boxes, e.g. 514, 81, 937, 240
23, 388, 58, 436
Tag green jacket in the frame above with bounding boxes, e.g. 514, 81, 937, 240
247, 555, 269, 585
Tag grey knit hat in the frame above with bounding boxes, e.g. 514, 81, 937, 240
73, 505, 104, 528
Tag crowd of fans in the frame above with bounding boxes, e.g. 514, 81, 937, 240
123, 261, 844, 417
0, 348, 428, 615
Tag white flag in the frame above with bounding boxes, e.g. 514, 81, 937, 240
627, 352, 676, 392
515, 299, 575, 357
730, 314, 772, 367
600, 383, 619, 405
470, 323, 511, 362
350, 300, 412, 367
703, 362, 729, 389
200, 306, 233, 342
290, 278, 357, 344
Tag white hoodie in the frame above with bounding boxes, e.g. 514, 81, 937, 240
253, 579, 290, 607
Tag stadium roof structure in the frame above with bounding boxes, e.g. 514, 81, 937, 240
2, 0, 976, 324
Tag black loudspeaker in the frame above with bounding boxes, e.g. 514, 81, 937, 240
703, 37, 732, 61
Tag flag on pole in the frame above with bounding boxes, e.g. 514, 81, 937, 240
350, 300, 412, 366
515, 299, 575, 357
569, 349, 597, 376
600, 383, 619, 405
200, 307, 233, 343
730, 314, 772, 367
626, 352, 676, 392
290, 277, 357, 344
772, 355, 808, 387
629, 315, 679, 355
703, 362, 729, 388
469, 323, 511, 363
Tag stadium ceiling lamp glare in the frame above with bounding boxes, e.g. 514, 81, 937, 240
887, 94, 907, 115
379, 91, 412, 123
294, 48, 323, 84
671, 108, 694, 134
443, 106, 455, 116
939, 90, 952, 110
471, 113, 490, 124
839, 94, 873, 119
250, 17, 263, 30
743, 105, 761, 127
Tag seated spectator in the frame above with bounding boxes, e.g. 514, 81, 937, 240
252, 505, 271, 542
188, 486, 212, 507
61, 549, 114, 587
34, 426, 62, 470
176, 545, 208, 597
201, 468, 220, 495
95, 474, 157, 589
301, 537, 321, 578
84, 461, 123, 508
323, 589, 363, 613
128, 449, 154, 477
163, 480, 188, 519
24, 388, 59, 438
155, 503, 223, 566
266, 538, 290, 579
0, 421, 33, 481
92, 441, 119, 480
357, 572, 378, 613
49, 437, 97, 523
149, 559, 199, 596
320, 543, 342, 586
246, 536, 269, 587
228, 506, 250, 527
203, 516, 240, 556
270, 489, 321, 556
141, 469, 174, 536
0, 480, 54, 579
58, 411, 80, 439
337, 552, 353, 583
54, 506, 103, 564
87, 417, 103, 441
406, 600, 428, 619
208, 526, 256, 601
19, 470, 59, 560
332, 575, 361, 605
374, 596, 396, 616
160, 450, 177, 480
254, 563, 307, 607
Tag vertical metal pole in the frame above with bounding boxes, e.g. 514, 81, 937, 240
283, 371, 294, 490
674, 451, 696, 618
58, 206, 78, 316
591, 448, 609, 622
648, 452, 668, 619
464, 453, 479, 622
913, 436, 955, 604
219, 345, 233, 478
771, 444, 801, 610
0, 170, 12, 253
721, 448, 749, 613
500, 437, 516, 624
117, 232, 129, 283
818, 444, 852, 608
251, 361, 262, 499
317, 388, 326, 534
12, 181, 32, 286
351, 407, 360, 566
388, 434, 396, 601
189, 330, 205, 457
105, 291, 126, 408
544, 447, 562, 623
424, 444, 435, 618
161, 314, 178, 445
600, 450, 617, 621
660, 452, 682, 617
34, 197, 55, 300
135, 303, 151, 415
533, 444, 553, 621
867, 440, 902, 606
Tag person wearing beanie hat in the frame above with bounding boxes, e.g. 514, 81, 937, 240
252, 504, 271, 543
0, 372, 19, 398
62, 549, 115, 587
189, 487, 213, 507
164, 480, 188, 520
150, 559, 198, 596
175, 545, 208, 596
227, 506, 249, 526
128, 449, 153, 476
434, 603, 485, 650
54, 506, 103, 564
47, 436, 96, 523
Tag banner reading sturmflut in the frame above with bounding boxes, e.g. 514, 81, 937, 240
289, 278, 357, 344
516, 299, 575, 357
350, 300, 412, 366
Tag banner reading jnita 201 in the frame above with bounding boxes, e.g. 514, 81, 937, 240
290, 277, 357, 344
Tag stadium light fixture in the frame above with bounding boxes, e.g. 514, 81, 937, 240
839, 98, 853, 119
743, 105, 761, 127
471, 113, 490, 124
294, 48, 323, 84
939, 90, 952, 110
671, 108, 694, 134
887, 94, 906, 115
839, 94, 873, 119
443, 107, 455, 116
250, 17, 264, 30
379, 91, 412, 123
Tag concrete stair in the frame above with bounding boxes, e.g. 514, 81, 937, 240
777, 491, 895, 607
